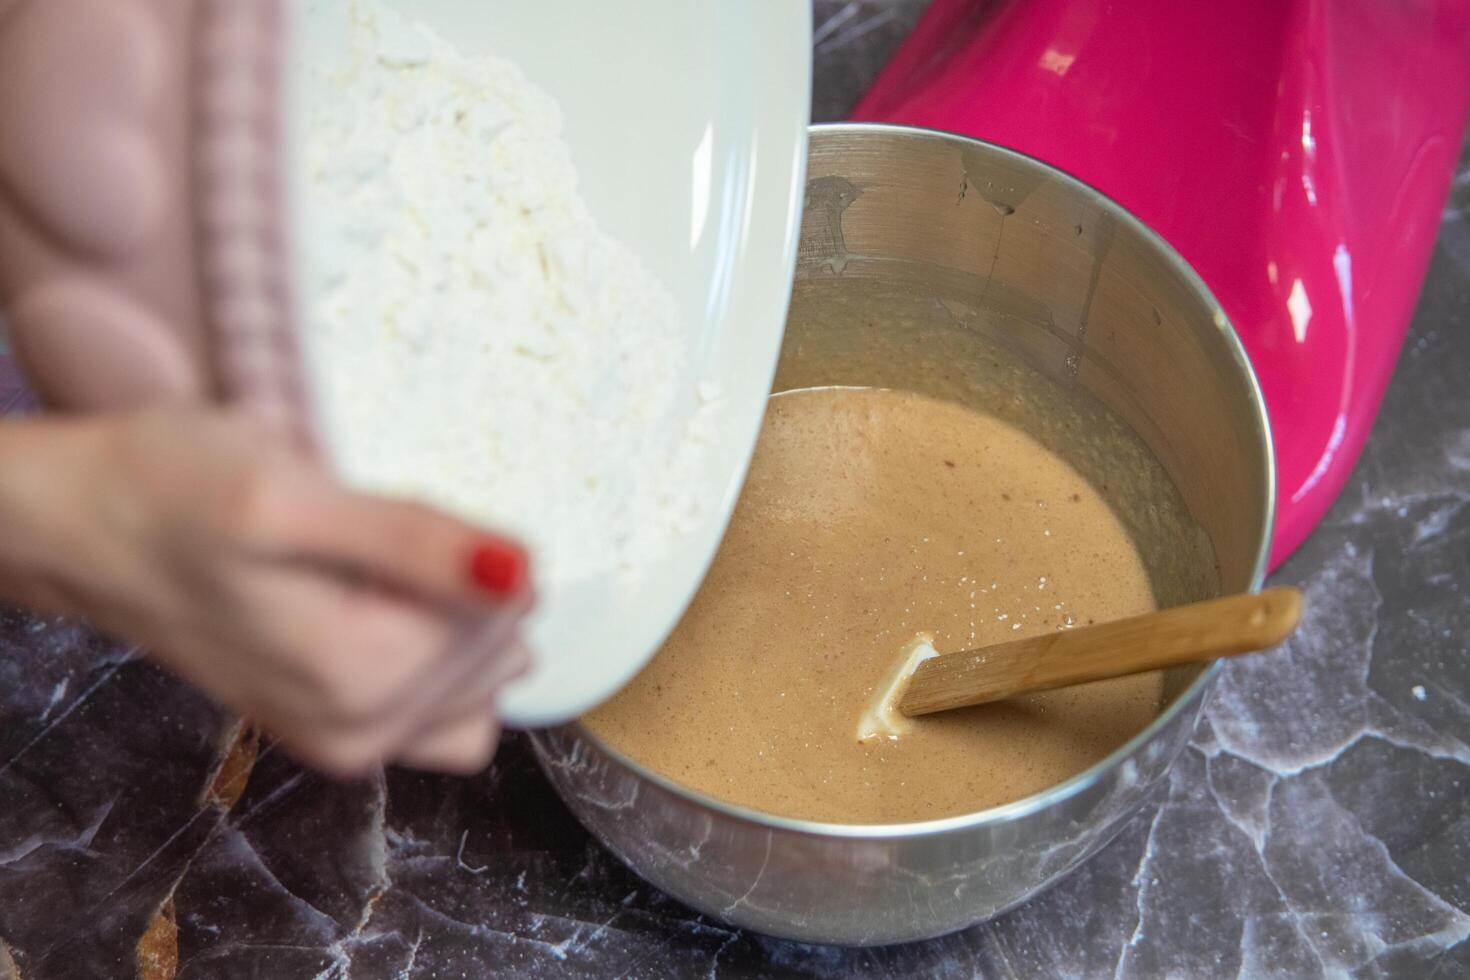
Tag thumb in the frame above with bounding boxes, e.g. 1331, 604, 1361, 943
273, 476, 533, 607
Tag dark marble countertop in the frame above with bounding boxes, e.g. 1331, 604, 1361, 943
3, 5, 1468, 978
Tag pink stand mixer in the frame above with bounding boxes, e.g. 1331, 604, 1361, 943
854, 0, 1470, 568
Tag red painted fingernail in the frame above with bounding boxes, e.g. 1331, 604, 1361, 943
469, 539, 528, 597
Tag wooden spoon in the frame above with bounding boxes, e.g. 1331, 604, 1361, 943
858, 587, 1302, 741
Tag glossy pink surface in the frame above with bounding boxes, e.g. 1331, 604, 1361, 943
855, 0, 1470, 568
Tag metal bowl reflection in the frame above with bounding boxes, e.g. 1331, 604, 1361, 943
531, 124, 1274, 946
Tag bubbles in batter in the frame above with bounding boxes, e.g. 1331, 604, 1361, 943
584, 387, 1164, 825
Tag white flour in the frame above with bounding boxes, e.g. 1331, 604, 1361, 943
300, 1, 710, 587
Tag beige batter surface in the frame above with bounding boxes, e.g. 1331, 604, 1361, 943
584, 387, 1163, 824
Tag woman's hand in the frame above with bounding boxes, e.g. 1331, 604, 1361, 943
0, 408, 532, 777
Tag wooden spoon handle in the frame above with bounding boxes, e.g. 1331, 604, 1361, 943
899, 587, 1303, 717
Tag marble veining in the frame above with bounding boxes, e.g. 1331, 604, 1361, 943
1, 3, 1467, 976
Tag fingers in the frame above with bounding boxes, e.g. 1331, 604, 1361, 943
390, 644, 532, 773
248, 568, 457, 725
380, 619, 530, 737
280, 667, 510, 778
259, 657, 505, 779
253, 468, 533, 609
393, 706, 502, 774
227, 564, 530, 776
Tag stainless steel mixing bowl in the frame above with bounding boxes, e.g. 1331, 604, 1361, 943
530, 124, 1274, 945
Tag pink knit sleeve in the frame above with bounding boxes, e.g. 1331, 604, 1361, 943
0, 0, 315, 452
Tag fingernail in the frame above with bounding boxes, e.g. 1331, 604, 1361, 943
469, 539, 528, 597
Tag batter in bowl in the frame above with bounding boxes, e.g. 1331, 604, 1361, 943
585, 386, 1166, 824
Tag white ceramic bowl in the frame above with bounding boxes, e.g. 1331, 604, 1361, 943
290, 2, 811, 726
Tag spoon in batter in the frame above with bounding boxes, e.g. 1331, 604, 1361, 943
858, 587, 1302, 742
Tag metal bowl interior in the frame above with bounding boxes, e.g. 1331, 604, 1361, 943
531, 124, 1274, 945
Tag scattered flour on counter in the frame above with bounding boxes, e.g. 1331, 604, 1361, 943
300, 0, 712, 587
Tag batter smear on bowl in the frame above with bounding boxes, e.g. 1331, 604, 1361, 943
585, 387, 1164, 825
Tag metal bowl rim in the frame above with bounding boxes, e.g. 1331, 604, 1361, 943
552, 121, 1276, 842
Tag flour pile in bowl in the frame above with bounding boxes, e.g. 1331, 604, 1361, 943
299, 0, 712, 587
